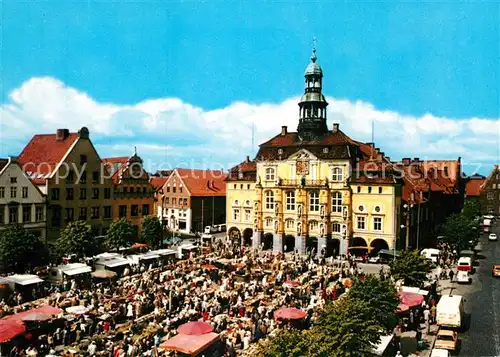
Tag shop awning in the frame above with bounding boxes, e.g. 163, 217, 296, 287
63, 266, 92, 276
160, 332, 219, 355
5, 275, 44, 286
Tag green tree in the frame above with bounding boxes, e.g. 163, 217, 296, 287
389, 250, 430, 287
442, 213, 476, 251
56, 221, 96, 259
255, 329, 309, 357
105, 218, 134, 251
309, 297, 385, 357
0, 224, 49, 273
141, 216, 162, 248
348, 275, 399, 332
462, 200, 480, 221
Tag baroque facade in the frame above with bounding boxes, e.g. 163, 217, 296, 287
226, 49, 403, 256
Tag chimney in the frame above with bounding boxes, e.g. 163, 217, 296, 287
413, 157, 420, 162
332, 123, 339, 133
56, 129, 70, 141
386, 156, 391, 162
281, 126, 287, 136
402, 157, 411, 165
246, 155, 250, 163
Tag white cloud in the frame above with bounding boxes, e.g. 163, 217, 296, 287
1, 76, 499, 173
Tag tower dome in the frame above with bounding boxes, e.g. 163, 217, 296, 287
304, 48, 323, 76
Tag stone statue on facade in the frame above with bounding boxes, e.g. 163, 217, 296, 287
254, 218, 258, 230
320, 223, 325, 237
274, 202, 280, 216
254, 200, 260, 212
297, 222, 302, 236
320, 204, 326, 218
297, 204, 303, 218
274, 220, 279, 233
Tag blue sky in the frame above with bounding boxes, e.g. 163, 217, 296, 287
1, 1, 499, 174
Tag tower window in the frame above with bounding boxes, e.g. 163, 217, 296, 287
309, 191, 320, 212
265, 190, 274, 210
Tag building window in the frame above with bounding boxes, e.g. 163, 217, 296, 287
104, 206, 112, 219
331, 167, 343, 182
80, 171, 87, 184
495, 184, 498, 189
233, 184, 236, 189
265, 190, 274, 210
92, 171, 99, 184
0, 206, 4, 224
487, 205, 494, 213
357, 186, 361, 193
247, 184, 251, 190
368, 186, 372, 193
309, 220, 319, 231
265, 167, 275, 181
131, 205, 139, 217
286, 219, 294, 229
10, 177, 17, 184
487, 192, 494, 200
244, 209, 251, 222
166, 186, 170, 193
331, 191, 342, 213
165, 197, 169, 204
374, 205, 381, 213
130, 187, 135, 194
51, 207, 61, 227
9, 186, 17, 199
444, 167, 448, 176
142, 204, 149, 216
373, 217, 383, 231
173, 186, 177, 193
66, 188, 74, 200
119, 205, 127, 218
35, 206, 43, 222
240, 184, 243, 189
233, 209, 240, 221
172, 198, 177, 205
23, 205, 31, 223
357, 216, 366, 230
286, 191, 296, 211
379, 187, 383, 194
91, 207, 100, 219
80, 155, 87, 165
332, 222, 341, 233
0, 187, 4, 199
65, 208, 74, 222
104, 188, 111, 199
22, 187, 28, 198
50, 188, 59, 200
67, 171, 75, 184
79, 207, 87, 220
309, 191, 320, 212
80, 188, 87, 200
92, 188, 99, 199
265, 217, 273, 227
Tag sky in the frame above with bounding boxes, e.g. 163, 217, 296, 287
1, 1, 499, 175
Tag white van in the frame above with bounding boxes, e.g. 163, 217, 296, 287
457, 257, 472, 273
421, 248, 440, 264
436, 295, 464, 328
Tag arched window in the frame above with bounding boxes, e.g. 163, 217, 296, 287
309, 191, 320, 212
331, 167, 343, 182
265, 217, 273, 227
285, 219, 295, 229
286, 191, 296, 211
265, 191, 274, 210
309, 220, 319, 231
332, 222, 341, 233
331, 191, 342, 213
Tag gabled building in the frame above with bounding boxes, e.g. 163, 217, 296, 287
17, 127, 114, 240
0, 157, 47, 239
102, 153, 154, 239
226, 48, 404, 256
150, 176, 169, 227
464, 174, 485, 211
480, 165, 500, 215
159, 168, 226, 234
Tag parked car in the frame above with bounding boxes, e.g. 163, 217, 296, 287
430, 348, 451, 357
489, 233, 498, 241
492, 265, 500, 277
456, 270, 472, 284
457, 257, 472, 273
434, 329, 458, 351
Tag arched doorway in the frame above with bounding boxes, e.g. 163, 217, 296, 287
263, 233, 273, 250
228, 227, 241, 244
170, 215, 176, 230
370, 238, 389, 255
242, 228, 253, 247
284, 235, 295, 252
326, 238, 340, 258
349, 237, 368, 257
306, 236, 318, 255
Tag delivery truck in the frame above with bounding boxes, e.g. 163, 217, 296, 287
436, 295, 464, 329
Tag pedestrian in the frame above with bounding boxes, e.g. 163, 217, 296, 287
449, 269, 454, 282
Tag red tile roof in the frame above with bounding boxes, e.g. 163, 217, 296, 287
17, 133, 79, 183
150, 177, 168, 191
175, 168, 227, 197
101, 157, 129, 183
466, 179, 485, 197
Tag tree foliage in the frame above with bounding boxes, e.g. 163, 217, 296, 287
141, 216, 162, 248
442, 213, 476, 251
56, 221, 96, 259
389, 250, 430, 287
255, 329, 309, 357
348, 275, 399, 332
105, 218, 134, 251
0, 224, 49, 273
462, 199, 480, 221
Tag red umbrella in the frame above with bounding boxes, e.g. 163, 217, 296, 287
177, 321, 214, 335
201, 264, 217, 270
399, 292, 424, 308
396, 303, 410, 313
0, 320, 25, 342
274, 307, 307, 320
131, 243, 148, 249
283, 280, 299, 287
